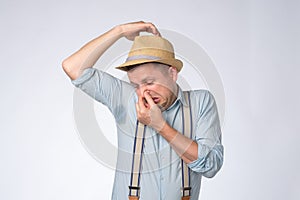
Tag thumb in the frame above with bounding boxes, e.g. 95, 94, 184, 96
143, 92, 155, 107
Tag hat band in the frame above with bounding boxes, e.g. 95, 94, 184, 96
126, 55, 161, 62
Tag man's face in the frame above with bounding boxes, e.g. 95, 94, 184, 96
127, 63, 178, 111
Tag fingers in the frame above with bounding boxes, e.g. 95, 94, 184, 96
135, 103, 140, 113
121, 21, 161, 41
136, 95, 149, 125
145, 22, 161, 36
137, 93, 148, 109
135, 91, 164, 129
143, 91, 155, 107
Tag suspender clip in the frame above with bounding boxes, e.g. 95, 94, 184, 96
182, 186, 192, 191
182, 186, 192, 197
128, 186, 140, 190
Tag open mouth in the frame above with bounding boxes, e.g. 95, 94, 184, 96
152, 97, 160, 104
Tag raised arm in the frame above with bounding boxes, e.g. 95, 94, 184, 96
62, 21, 161, 80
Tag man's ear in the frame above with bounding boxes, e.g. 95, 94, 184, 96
168, 66, 178, 82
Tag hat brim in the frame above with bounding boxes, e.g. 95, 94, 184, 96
115, 59, 183, 72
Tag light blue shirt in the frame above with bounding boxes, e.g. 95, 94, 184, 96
72, 68, 223, 200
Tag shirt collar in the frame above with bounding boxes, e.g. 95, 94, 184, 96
166, 85, 188, 111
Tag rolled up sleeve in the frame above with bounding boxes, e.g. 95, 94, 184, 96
188, 90, 224, 178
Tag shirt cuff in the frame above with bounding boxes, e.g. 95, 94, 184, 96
187, 142, 224, 178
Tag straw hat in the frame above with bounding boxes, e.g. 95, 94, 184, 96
116, 35, 183, 72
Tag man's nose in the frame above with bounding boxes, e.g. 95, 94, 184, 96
137, 85, 149, 96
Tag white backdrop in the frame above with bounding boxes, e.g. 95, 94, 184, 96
1, 0, 299, 199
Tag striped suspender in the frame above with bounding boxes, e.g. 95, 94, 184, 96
128, 91, 192, 200
128, 121, 146, 200
181, 91, 192, 200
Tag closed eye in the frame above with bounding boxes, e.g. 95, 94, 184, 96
146, 81, 154, 86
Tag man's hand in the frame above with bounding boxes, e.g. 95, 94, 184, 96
62, 21, 160, 80
135, 91, 166, 131
118, 21, 161, 41
135, 91, 198, 163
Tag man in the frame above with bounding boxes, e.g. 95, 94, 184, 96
63, 21, 223, 200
